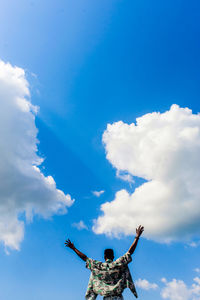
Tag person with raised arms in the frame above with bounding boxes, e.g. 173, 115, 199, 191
65, 225, 144, 300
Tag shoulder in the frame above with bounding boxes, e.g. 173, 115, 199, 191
85, 258, 103, 270
115, 251, 132, 265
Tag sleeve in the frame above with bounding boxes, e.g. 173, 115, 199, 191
85, 273, 98, 300
86, 258, 93, 270
86, 258, 102, 270
115, 252, 132, 266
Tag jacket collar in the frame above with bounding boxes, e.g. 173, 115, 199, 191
105, 259, 113, 263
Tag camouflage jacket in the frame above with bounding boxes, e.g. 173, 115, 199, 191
85, 252, 138, 299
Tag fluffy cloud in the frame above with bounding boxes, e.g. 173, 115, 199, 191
0, 60, 74, 251
135, 278, 158, 290
161, 277, 200, 300
93, 105, 200, 242
92, 190, 105, 197
72, 220, 88, 230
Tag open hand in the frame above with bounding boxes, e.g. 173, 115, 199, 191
65, 239, 75, 250
136, 225, 144, 238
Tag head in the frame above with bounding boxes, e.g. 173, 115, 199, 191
104, 248, 114, 261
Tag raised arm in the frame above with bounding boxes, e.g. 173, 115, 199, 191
128, 225, 144, 255
65, 239, 87, 262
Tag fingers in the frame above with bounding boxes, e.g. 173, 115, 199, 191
138, 225, 144, 230
64, 238, 72, 247
136, 225, 144, 235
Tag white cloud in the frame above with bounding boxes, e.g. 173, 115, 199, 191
194, 268, 200, 273
92, 190, 105, 197
93, 105, 200, 243
0, 60, 74, 251
161, 277, 200, 300
161, 279, 191, 300
72, 220, 88, 230
189, 242, 199, 248
192, 277, 200, 296
116, 170, 135, 184
135, 278, 158, 290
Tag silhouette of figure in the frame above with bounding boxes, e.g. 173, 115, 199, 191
65, 225, 144, 300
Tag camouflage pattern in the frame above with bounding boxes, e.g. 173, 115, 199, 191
103, 295, 124, 300
103, 296, 124, 300
85, 252, 138, 299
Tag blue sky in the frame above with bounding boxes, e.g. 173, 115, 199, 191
0, 1, 200, 299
